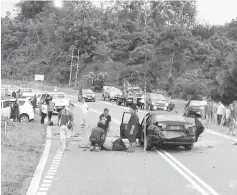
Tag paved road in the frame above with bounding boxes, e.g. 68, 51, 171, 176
2, 85, 237, 195
34, 94, 237, 195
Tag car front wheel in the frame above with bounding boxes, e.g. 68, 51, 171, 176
184, 144, 193, 151
19, 114, 29, 123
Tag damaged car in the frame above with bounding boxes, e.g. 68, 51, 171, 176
120, 111, 204, 151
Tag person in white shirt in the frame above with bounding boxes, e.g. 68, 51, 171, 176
217, 101, 224, 125
200, 97, 207, 121
81, 98, 89, 126
225, 105, 231, 127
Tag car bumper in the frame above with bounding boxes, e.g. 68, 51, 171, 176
147, 135, 195, 146
84, 97, 96, 101
151, 105, 167, 111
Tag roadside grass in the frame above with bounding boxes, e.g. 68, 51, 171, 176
1, 116, 46, 195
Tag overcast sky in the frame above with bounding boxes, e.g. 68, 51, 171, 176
1, 0, 237, 25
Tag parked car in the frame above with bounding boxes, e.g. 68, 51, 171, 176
1, 99, 35, 122
78, 89, 96, 102
39, 92, 70, 113
102, 86, 122, 101
184, 100, 202, 117
18, 88, 35, 98
145, 93, 172, 111
120, 111, 204, 151
5, 86, 18, 96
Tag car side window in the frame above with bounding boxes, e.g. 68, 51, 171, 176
3, 101, 11, 108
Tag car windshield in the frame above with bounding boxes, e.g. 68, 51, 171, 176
190, 101, 202, 106
50, 94, 65, 99
154, 114, 186, 123
82, 89, 93, 94
150, 94, 166, 101
22, 89, 32, 92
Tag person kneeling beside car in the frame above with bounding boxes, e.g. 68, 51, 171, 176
89, 122, 106, 152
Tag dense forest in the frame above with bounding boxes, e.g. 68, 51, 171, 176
1, 1, 237, 101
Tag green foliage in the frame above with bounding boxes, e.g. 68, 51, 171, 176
1, 1, 237, 101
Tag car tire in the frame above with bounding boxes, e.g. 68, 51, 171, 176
184, 144, 193, 151
19, 114, 29, 123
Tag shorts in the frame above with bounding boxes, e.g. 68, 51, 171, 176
60, 125, 72, 141
128, 130, 138, 143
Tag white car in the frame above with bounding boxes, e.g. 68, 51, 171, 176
18, 88, 35, 98
1, 99, 35, 122
5, 86, 18, 96
39, 92, 70, 113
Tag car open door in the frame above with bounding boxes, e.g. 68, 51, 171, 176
120, 112, 131, 139
1, 101, 11, 119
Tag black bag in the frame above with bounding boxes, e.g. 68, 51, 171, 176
112, 138, 127, 151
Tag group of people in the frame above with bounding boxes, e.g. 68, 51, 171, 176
40, 94, 55, 124
200, 98, 237, 135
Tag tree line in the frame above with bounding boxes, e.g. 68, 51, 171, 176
1, 1, 237, 102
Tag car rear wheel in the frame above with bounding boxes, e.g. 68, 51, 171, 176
19, 114, 29, 123
184, 144, 193, 151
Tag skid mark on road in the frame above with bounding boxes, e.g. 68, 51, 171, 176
36, 150, 64, 195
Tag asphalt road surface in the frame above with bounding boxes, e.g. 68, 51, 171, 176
35, 94, 237, 195
1, 86, 237, 195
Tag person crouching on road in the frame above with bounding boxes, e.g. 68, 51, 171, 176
89, 122, 106, 152
58, 103, 74, 151
41, 101, 48, 124
126, 104, 139, 153
99, 108, 111, 142
81, 98, 89, 127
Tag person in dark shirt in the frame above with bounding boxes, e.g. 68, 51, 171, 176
13, 100, 20, 122
126, 104, 139, 153
99, 108, 111, 141
89, 122, 105, 152
194, 115, 205, 142
12, 91, 16, 99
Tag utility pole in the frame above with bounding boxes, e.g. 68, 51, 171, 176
75, 49, 80, 88
69, 49, 74, 87
169, 52, 175, 77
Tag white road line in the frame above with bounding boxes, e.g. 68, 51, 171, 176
45, 175, 54, 179
48, 169, 57, 172
37, 192, 47, 195
26, 126, 52, 195
43, 180, 52, 183
52, 162, 60, 165
47, 172, 56, 175
161, 149, 220, 195
156, 150, 210, 195
41, 184, 51, 187
49, 167, 58, 170
38, 187, 49, 191
205, 129, 237, 142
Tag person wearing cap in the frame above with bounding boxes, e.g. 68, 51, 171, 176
99, 108, 111, 143
126, 104, 139, 153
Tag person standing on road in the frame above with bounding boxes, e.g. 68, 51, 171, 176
12, 91, 16, 99
31, 94, 37, 113
13, 100, 20, 122
229, 104, 237, 135
225, 105, 231, 127
217, 101, 224, 125
200, 97, 207, 122
205, 100, 212, 127
99, 108, 111, 141
212, 101, 218, 124
58, 103, 74, 151
47, 96, 55, 124
41, 101, 48, 124
126, 104, 139, 153
81, 98, 89, 127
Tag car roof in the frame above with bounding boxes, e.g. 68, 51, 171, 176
47, 92, 66, 94
20, 88, 32, 90
2, 98, 28, 102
